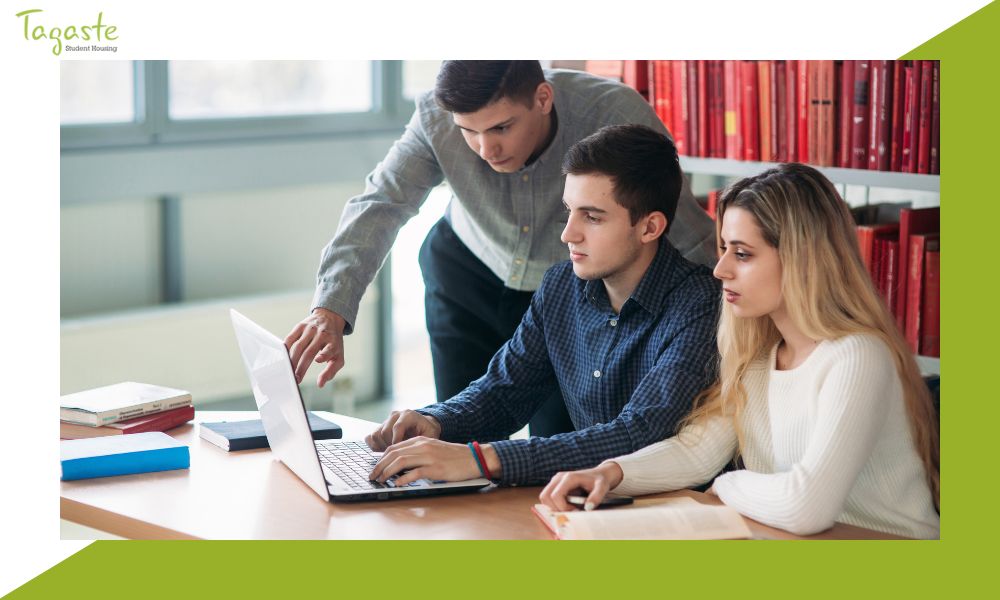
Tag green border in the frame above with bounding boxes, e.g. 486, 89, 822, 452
13, 2, 996, 598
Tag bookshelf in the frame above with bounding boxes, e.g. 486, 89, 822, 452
680, 157, 940, 194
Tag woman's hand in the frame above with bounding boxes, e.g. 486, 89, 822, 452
539, 461, 625, 512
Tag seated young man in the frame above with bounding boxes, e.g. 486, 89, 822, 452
367, 124, 720, 487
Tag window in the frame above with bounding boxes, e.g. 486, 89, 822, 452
402, 60, 442, 101
168, 61, 373, 120
60, 61, 135, 125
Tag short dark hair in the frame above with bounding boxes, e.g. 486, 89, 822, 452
434, 61, 545, 114
562, 124, 682, 227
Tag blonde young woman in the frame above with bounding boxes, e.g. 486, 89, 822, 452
539, 163, 940, 538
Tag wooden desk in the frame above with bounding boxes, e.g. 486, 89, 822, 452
61, 411, 903, 540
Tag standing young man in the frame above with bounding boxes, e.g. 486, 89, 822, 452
366, 124, 720, 487
285, 61, 716, 437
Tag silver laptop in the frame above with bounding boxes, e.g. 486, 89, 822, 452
230, 309, 490, 502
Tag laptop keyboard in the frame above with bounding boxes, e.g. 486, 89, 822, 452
315, 440, 423, 491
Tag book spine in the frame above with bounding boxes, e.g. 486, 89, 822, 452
837, 60, 855, 168
921, 249, 940, 356
850, 60, 871, 169
902, 61, 921, 173
904, 236, 929, 353
688, 60, 701, 157
697, 60, 709, 157
672, 61, 688, 155
61, 446, 190, 480
758, 60, 772, 162
929, 61, 940, 174
868, 60, 893, 172
741, 60, 759, 161
60, 396, 193, 427
785, 60, 797, 163
890, 60, 905, 172
724, 60, 740, 159
917, 60, 933, 174
883, 239, 899, 321
817, 61, 836, 166
661, 61, 674, 135
775, 60, 788, 162
709, 60, 726, 158
797, 60, 809, 163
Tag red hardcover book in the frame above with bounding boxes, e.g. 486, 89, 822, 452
706, 189, 720, 220
868, 60, 894, 172
785, 60, 797, 163
916, 60, 933, 174
671, 61, 688, 155
890, 61, 906, 172
758, 61, 773, 162
60, 404, 195, 440
708, 60, 725, 158
873, 237, 888, 299
688, 60, 701, 157
901, 61, 922, 173
623, 60, 649, 96
895, 206, 940, 327
647, 61, 659, 122
883, 239, 899, 321
920, 248, 940, 357
741, 60, 759, 161
809, 61, 835, 166
775, 60, 788, 162
929, 61, 940, 174
837, 60, 855, 168
905, 234, 939, 354
660, 61, 674, 135
797, 60, 809, 162
724, 60, 741, 159
850, 60, 871, 169
697, 60, 709, 157
856, 223, 899, 281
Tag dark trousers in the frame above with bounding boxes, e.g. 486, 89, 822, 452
418, 218, 574, 438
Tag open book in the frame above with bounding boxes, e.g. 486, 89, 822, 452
532, 496, 752, 540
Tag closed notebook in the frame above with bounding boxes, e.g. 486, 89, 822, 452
60, 431, 190, 481
199, 412, 342, 451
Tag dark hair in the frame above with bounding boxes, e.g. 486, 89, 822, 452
562, 124, 681, 227
434, 61, 545, 114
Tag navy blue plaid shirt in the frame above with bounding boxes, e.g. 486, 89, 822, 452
417, 239, 721, 486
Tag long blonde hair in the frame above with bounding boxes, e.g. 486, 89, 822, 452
684, 163, 939, 510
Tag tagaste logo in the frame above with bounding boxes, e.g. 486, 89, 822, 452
15, 8, 119, 56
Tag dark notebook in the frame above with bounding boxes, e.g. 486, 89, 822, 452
199, 412, 343, 452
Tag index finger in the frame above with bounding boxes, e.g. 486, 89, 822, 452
283, 321, 307, 348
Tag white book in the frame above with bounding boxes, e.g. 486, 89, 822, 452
60, 382, 192, 427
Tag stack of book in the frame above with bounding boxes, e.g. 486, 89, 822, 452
592, 60, 940, 174
60, 381, 195, 439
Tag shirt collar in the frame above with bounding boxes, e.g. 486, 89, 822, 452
583, 237, 681, 316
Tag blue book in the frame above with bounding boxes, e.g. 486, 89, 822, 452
60, 431, 190, 481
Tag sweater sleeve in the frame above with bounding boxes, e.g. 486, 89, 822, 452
610, 415, 737, 497
712, 337, 895, 536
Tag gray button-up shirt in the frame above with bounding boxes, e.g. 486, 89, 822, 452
312, 69, 716, 333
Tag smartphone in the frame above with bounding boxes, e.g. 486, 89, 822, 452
565, 490, 634, 509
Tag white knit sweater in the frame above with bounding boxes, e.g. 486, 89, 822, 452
612, 334, 940, 539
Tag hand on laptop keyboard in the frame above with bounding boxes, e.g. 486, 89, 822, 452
369, 437, 489, 485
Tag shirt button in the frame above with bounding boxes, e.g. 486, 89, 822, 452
522, 174, 529, 182
514, 258, 524, 265
521, 225, 530, 233
510, 275, 520, 281
609, 319, 617, 327
593, 370, 602, 378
